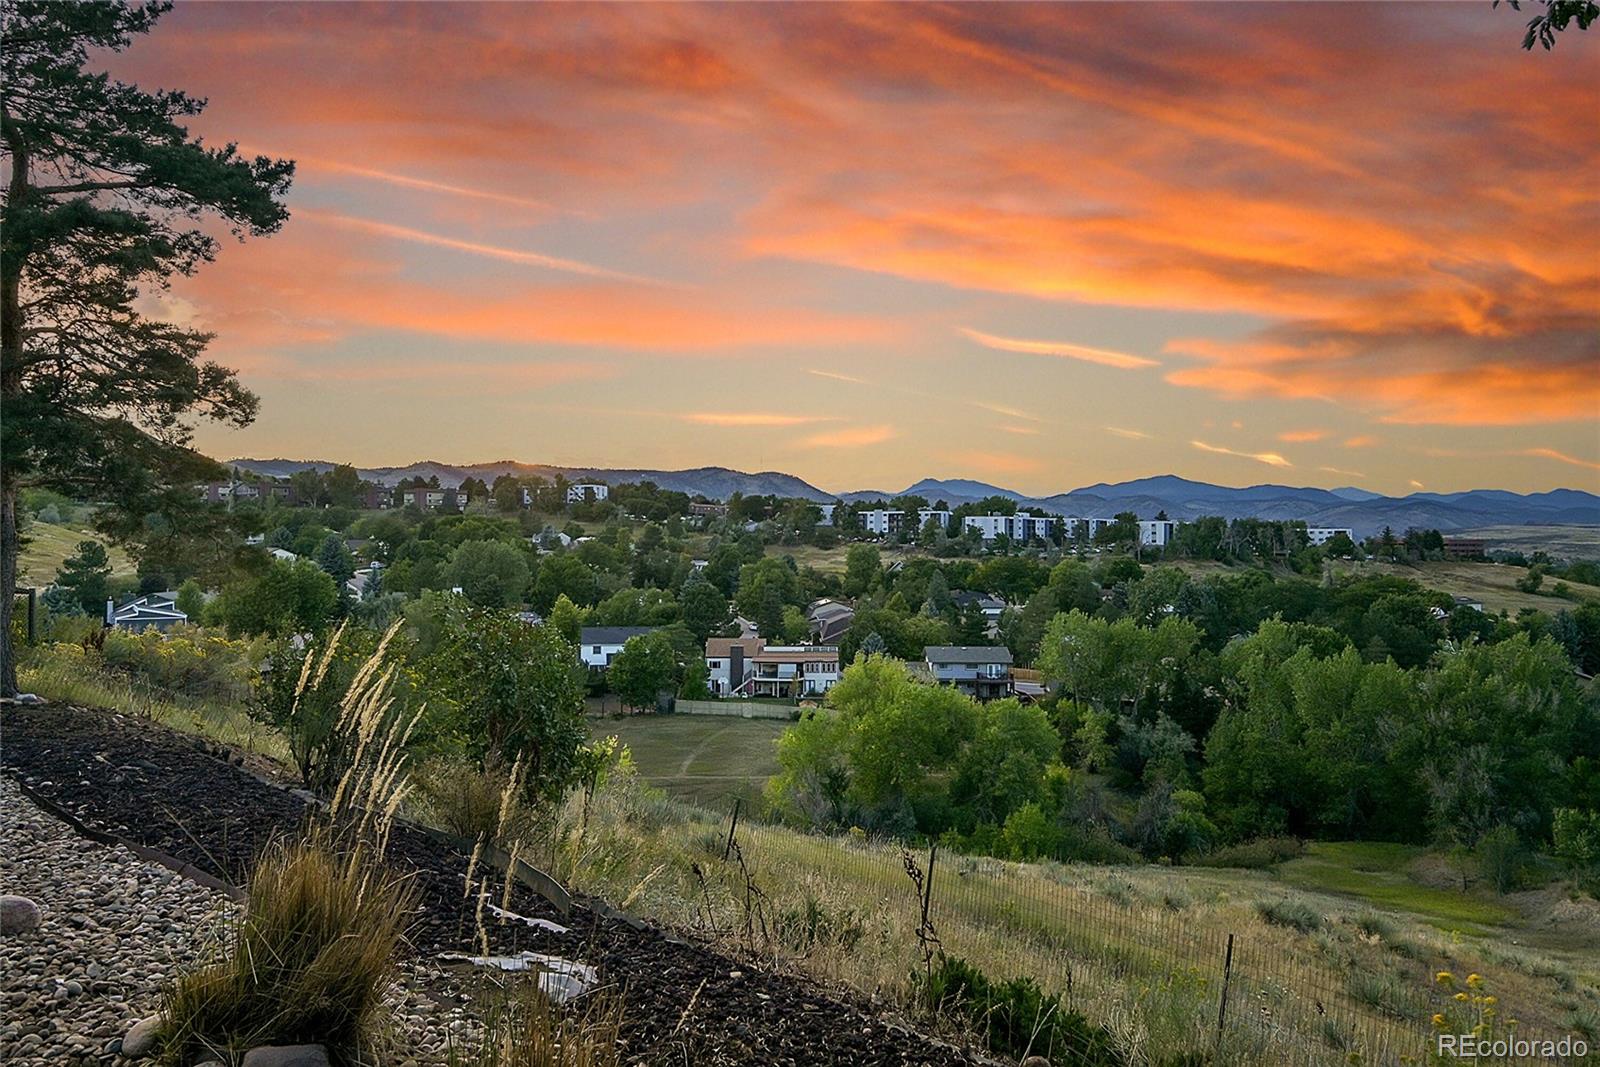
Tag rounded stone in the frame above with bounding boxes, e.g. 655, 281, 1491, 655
0, 895, 41, 936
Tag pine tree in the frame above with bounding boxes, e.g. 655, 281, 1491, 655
1, 1, 294, 692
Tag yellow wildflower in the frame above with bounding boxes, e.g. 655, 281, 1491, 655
1431, 1013, 1447, 1029
1483, 995, 1496, 1006
1454, 992, 1469, 1001
1435, 971, 1454, 985
1466, 973, 1483, 988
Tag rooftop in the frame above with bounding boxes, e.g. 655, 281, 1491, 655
924, 645, 1014, 665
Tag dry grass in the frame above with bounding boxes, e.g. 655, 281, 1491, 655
159, 834, 414, 1065
16, 518, 134, 584
454, 985, 625, 1067
546, 781, 1600, 1067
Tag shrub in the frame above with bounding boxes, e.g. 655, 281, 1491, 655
460, 985, 624, 1067
416, 756, 536, 845
1193, 836, 1304, 869
1347, 969, 1410, 1018
1353, 909, 1395, 939
160, 836, 413, 1063
914, 953, 1125, 1066
1255, 897, 1322, 934
1476, 824, 1528, 894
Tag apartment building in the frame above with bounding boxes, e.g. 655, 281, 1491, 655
1305, 527, 1355, 546
567, 482, 609, 503
1139, 519, 1176, 547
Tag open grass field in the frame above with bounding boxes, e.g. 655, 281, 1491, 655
1454, 524, 1600, 560
1278, 842, 1516, 934
587, 712, 788, 809
1331, 558, 1600, 615
17, 519, 134, 586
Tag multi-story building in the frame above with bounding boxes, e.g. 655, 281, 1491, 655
1139, 519, 1177, 547
567, 482, 609, 504
1305, 527, 1354, 546
704, 637, 841, 698
963, 514, 1062, 542
399, 486, 461, 511
923, 645, 1014, 700
816, 503, 837, 526
862, 509, 906, 536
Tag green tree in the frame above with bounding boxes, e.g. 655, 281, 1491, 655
679, 574, 729, 643
545, 593, 584, 647
1495, 0, 1598, 49
531, 552, 597, 611
0, 1, 293, 693
445, 539, 530, 608
315, 533, 356, 585
174, 577, 205, 621
209, 557, 337, 638
427, 603, 586, 799
843, 544, 881, 597
49, 539, 112, 615
609, 631, 679, 712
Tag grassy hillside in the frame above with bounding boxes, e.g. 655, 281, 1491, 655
17, 519, 134, 586
1455, 524, 1600, 559
1331, 558, 1599, 616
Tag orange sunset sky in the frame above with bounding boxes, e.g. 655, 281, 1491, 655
111, 2, 1598, 496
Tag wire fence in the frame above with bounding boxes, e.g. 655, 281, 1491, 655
572, 795, 1583, 1067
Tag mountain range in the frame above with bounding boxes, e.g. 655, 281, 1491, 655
228, 459, 1599, 538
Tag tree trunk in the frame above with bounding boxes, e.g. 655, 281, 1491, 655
0, 479, 16, 696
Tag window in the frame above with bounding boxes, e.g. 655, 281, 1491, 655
591, 645, 601, 654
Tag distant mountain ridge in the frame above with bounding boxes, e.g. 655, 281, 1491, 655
227, 459, 1599, 537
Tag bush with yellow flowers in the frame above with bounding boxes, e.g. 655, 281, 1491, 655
1428, 971, 1518, 1062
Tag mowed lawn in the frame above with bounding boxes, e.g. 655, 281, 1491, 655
588, 713, 790, 809
1276, 841, 1516, 934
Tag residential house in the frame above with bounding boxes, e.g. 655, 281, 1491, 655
1306, 527, 1354, 547
806, 598, 855, 644
567, 482, 609, 504
361, 485, 393, 510
345, 561, 385, 599
923, 645, 1014, 700
268, 547, 299, 562
399, 486, 461, 511
950, 591, 1007, 633
705, 637, 841, 698
579, 626, 655, 669
198, 480, 296, 505
106, 592, 187, 633
690, 501, 728, 518
1138, 520, 1176, 547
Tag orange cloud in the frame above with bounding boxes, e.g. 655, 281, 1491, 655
1191, 440, 1292, 468
1343, 435, 1380, 448
798, 424, 897, 448
683, 412, 833, 427
974, 401, 1043, 423
1106, 427, 1151, 440
960, 328, 1158, 369
1521, 447, 1600, 472
946, 450, 1044, 475
1279, 429, 1327, 443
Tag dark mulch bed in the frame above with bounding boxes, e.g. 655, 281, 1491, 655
1, 704, 985, 1066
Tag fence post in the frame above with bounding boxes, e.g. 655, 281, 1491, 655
1215, 932, 1235, 1048
722, 797, 741, 861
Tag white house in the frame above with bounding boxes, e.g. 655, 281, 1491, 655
567, 482, 609, 504
1306, 527, 1355, 546
578, 626, 654, 669
1139, 520, 1176, 547
704, 637, 841, 698
862, 508, 905, 536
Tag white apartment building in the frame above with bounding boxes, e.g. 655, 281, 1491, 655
817, 503, 838, 525
917, 509, 953, 533
1306, 527, 1355, 546
1139, 520, 1177, 547
567, 482, 609, 503
963, 514, 1062, 542
862, 508, 906, 536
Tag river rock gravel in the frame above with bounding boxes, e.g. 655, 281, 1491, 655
0, 775, 235, 1066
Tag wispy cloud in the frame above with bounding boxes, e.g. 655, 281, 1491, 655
1279, 429, 1328, 443
297, 208, 667, 286
997, 425, 1040, 436
946, 449, 1043, 475
807, 368, 868, 385
1317, 464, 1366, 478
1409, 479, 1425, 489
683, 412, 835, 427
959, 327, 1158, 370
974, 401, 1044, 423
303, 156, 561, 212
1191, 439, 1292, 467
1105, 426, 1151, 440
1343, 435, 1380, 448
798, 424, 896, 448
1521, 447, 1600, 472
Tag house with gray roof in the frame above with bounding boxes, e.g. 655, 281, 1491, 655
923, 645, 1014, 700
579, 626, 656, 670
